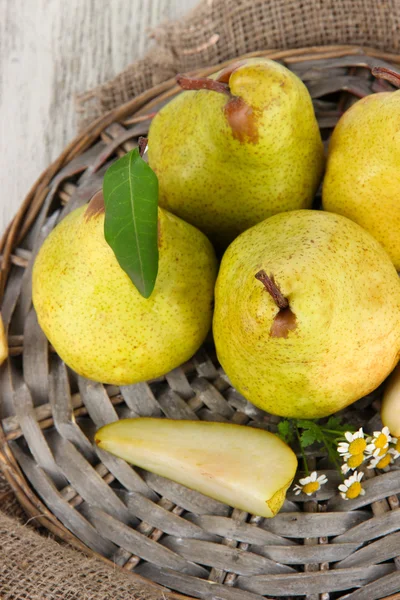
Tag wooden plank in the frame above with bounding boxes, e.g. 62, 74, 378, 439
333, 508, 400, 544
340, 571, 400, 600
12, 383, 65, 484
11, 442, 117, 556
143, 471, 230, 516
53, 437, 131, 523
253, 541, 360, 565
328, 471, 400, 511
236, 565, 395, 596
135, 563, 267, 600
126, 491, 213, 540
334, 531, 400, 569
161, 538, 295, 576
262, 510, 369, 538
186, 514, 297, 546
0, 0, 197, 235
77, 376, 119, 427
83, 506, 207, 575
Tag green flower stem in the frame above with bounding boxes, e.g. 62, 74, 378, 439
320, 428, 348, 437
295, 424, 310, 476
319, 429, 344, 480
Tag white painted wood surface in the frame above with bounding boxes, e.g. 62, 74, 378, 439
0, 0, 197, 236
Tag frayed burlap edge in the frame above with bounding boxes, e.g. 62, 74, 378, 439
76, 0, 400, 128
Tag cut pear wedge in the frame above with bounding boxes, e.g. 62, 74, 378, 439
95, 418, 297, 518
382, 364, 400, 437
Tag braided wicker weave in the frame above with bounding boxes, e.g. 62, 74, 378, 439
1, 46, 400, 600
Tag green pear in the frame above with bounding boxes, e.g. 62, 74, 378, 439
32, 192, 217, 385
381, 364, 400, 437
148, 58, 324, 246
323, 67, 400, 269
213, 210, 400, 419
95, 418, 297, 517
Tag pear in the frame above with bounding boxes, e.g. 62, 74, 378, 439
323, 67, 400, 269
95, 418, 297, 517
0, 316, 8, 366
213, 210, 400, 419
381, 364, 400, 437
32, 192, 217, 385
148, 58, 324, 246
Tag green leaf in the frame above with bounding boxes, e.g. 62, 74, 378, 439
103, 148, 159, 298
325, 416, 354, 433
300, 429, 317, 447
277, 420, 293, 444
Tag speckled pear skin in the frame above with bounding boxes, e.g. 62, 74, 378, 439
323, 92, 400, 269
32, 205, 217, 385
213, 210, 400, 419
148, 58, 325, 247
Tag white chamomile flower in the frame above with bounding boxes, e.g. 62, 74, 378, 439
337, 428, 367, 459
339, 471, 365, 500
389, 437, 400, 460
293, 471, 328, 496
366, 426, 394, 458
368, 452, 393, 470
341, 452, 365, 474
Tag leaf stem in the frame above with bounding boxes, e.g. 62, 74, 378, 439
319, 429, 344, 479
295, 424, 309, 476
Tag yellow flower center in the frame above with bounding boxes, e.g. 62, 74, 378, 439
376, 454, 392, 469
348, 438, 367, 455
395, 439, 400, 453
346, 482, 362, 499
375, 433, 388, 449
377, 446, 387, 457
347, 453, 364, 468
302, 481, 319, 495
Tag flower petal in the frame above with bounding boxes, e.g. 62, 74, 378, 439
338, 484, 348, 493
345, 432, 354, 442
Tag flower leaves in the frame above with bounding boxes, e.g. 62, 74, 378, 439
103, 147, 159, 298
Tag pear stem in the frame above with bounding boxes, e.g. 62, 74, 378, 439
371, 67, 400, 89
138, 136, 148, 157
255, 270, 289, 309
176, 74, 231, 96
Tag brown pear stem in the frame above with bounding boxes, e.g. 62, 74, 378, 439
138, 136, 148, 157
255, 270, 289, 309
176, 74, 231, 96
371, 66, 400, 89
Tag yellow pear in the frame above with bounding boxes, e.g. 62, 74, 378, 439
32, 193, 217, 385
148, 58, 324, 246
323, 68, 400, 268
95, 418, 297, 517
213, 210, 400, 419
381, 363, 400, 437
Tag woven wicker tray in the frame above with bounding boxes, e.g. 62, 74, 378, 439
1, 45, 400, 600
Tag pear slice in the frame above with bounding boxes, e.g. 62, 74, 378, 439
381, 364, 400, 437
95, 418, 297, 518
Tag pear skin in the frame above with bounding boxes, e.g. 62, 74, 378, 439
32, 196, 217, 385
213, 210, 400, 419
148, 58, 324, 246
95, 418, 297, 517
0, 316, 7, 366
381, 363, 400, 437
323, 89, 400, 269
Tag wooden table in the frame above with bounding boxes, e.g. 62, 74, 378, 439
0, 0, 197, 235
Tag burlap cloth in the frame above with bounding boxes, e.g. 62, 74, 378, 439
2, 0, 400, 597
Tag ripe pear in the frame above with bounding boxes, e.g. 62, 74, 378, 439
148, 58, 324, 246
32, 192, 217, 385
213, 210, 400, 419
381, 363, 400, 437
95, 418, 297, 517
323, 67, 400, 269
